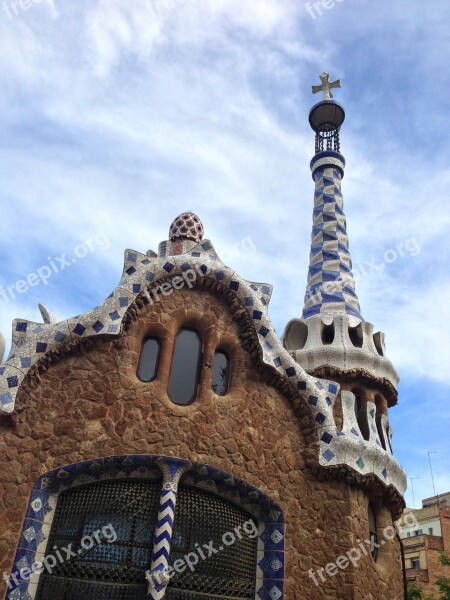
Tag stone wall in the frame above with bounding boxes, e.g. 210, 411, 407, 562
0, 288, 404, 599
351, 488, 404, 600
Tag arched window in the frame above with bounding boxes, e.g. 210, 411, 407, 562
36, 479, 162, 599
368, 503, 379, 561
211, 350, 229, 396
167, 484, 257, 598
137, 337, 161, 382
168, 329, 202, 405
14, 457, 283, 600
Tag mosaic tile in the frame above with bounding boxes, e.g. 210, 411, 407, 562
256, 578, 284, 600
303, 164, 362, 321
256, 551, 285, 579
103, 456, 162, 481
18, 520, 47, 553
24, 488, 52, 523
258, 523, 285, 551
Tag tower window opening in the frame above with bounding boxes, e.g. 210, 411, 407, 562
168, 329, 202, 405
375, 395, 387, 450
284, 321, 308, 351
137, 337, 161, 382
354, 393, 370, 441
368, 503, 379, 561
387, 427, 393, 453
212, 350, 229, 396
348, 323, 363, 348
376, 416, 386, 450
321, 322, 335, 345
373, 332, 385, 356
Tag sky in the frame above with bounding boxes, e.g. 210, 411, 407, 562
0, 0, 448, 508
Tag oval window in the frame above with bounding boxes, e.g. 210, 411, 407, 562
212, 350, 229, 396
137, 337, 161, 382
168, 329, 202, 405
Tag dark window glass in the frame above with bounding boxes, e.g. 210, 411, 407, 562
168, 484, 257, 599
368, 503, 378, 561
168, 329, 202, 405
137, 337, 161, 382
211, 350, 229, 396
35, 479, 162, 600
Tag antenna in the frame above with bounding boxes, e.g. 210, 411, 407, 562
428, 451, 439, 506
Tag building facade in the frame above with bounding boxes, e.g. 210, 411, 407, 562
0, 78, 407, 599
399, 493, 450, 597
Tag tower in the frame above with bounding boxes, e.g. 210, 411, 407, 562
283, 73, 407, 593
284, 74, 399, 416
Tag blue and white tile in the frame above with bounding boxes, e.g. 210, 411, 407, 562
258, 523, 285, 552
255, 578, 284, 600
256, 551, 284, 579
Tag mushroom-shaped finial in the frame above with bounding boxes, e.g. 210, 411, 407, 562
169, 212, 204, 243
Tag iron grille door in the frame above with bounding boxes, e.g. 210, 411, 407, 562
167, 484, 258, 599
36, 478, 161, 600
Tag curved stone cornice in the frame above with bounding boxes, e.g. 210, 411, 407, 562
284, 314, 399, 396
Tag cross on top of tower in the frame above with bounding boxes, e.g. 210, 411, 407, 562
312, 72, 341, 100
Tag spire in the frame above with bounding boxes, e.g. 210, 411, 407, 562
302, 74, 362, 322
283, 73, 399, 405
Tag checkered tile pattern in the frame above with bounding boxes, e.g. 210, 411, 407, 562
148, 462, 189, 599
303, 160, 363, 321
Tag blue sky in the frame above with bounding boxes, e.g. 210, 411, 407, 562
0, 0, 448, 507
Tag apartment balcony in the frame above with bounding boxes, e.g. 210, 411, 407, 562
403, 534, 426, 552
405, 568, 429, 583
403, 533, 444, 553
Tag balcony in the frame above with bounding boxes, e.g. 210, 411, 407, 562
403, 534, 426, 552
405, 568, 429, 583
403, 533, 444, 553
